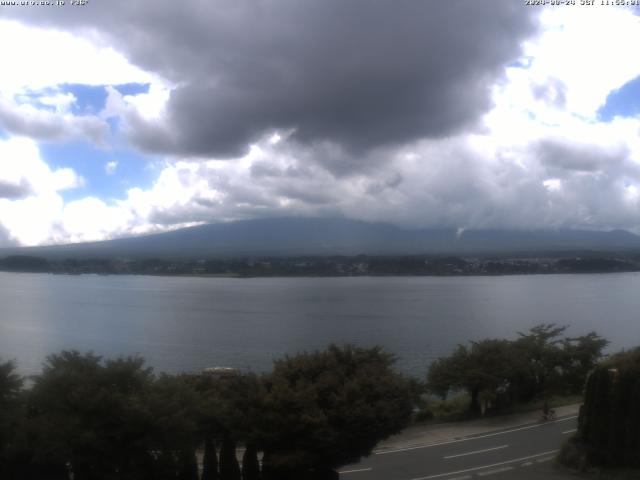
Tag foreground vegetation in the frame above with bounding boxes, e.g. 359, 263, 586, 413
426, 324, 608, 415
0, 345, 414, 480
0, 325, 616, 479
560, 347, 640, 474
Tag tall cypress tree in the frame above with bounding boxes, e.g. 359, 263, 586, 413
202, 435, 219, 480
241, 443, 260, 480
219, 436, 241, 480
578, 347, 640, 467
178, 448, 199, 480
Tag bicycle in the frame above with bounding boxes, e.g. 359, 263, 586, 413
541, 409, 557, 421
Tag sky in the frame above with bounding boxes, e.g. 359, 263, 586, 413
1, 1, 640, 246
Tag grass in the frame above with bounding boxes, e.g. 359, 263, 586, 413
412, 392, 583, 425
506, 393, 583, 415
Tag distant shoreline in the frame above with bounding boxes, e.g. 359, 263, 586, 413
2, 252, 640, 278
2, 269, 639, 279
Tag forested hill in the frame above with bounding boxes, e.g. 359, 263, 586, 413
2, 217, 640, 260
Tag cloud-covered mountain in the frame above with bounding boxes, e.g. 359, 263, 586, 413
3, 218, 640, 260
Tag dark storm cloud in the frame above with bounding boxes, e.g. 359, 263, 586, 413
8, 0, 538, 159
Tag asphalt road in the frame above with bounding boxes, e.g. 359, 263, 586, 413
339, 414, 579, 480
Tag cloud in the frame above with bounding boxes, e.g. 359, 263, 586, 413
6, 1, 538, 159
536, 139, 630, 173
3, 6, 640, 247
0, 137, 83, 194
0, 19, 154, 96
4, 119, 640, 247
0, 96, 109, 144
60, 197, 135, 243
0, 137, 84, 245
105, 161, 118, 175
0, 19, 159, 146
532, 77, 567, 109
109, 122, 640, 235
0, 224, 17, 248
0, 178, 31, 200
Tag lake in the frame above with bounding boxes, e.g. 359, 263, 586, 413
0, 272, 638, 377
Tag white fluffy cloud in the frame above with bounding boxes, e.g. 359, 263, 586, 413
0, 19, 165, 146
0, 137, 83, 245
0, 20, 153, 96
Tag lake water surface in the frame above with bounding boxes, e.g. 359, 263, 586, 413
0, 272, 638, 377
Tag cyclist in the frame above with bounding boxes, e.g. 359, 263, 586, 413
542, 401, 556, 421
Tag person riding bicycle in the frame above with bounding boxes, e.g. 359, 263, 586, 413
542, 401, 556, 421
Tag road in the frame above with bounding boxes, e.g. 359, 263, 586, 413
339, 414, 578, 480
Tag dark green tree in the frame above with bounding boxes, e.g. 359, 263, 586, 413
177, 449, 199, 480
202, 435, 219, 480
145, 374, 202, 478
514, 324, 567, 399
427, 340, 522, 414
577, 347, 640, 467
561, 332, 609, 393
427, 325, 606, 414
0, 361, 24, 479
426, 345, 468, 400
259, 344, 413, 478
220, 435, 242, 480
192, 371, 265, 480
27, 351, 156, 479
241, 443, 260, 480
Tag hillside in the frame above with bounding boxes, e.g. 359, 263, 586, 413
2, 218, 640, 260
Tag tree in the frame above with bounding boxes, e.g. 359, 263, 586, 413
241, 443, 260, 480
0, 361, 24, 478
202, 434, 219, 480
27, 351, 157, 479
177, 449, 199, 480
145, 374, 202, 478
190, 370, 266, 480
219, 435, 242, 480
426, 345, 468, 400
427, 340, 522, 414
259, 344, 413, 478
576, 347, 640, 467
514, 324, 568, 399
561, 332, 609, 393
427, 325, 607, 414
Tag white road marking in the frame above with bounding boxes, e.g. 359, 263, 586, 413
562, 429, 577, 434
444, 445, 508, 459
447, 476, 472, 480
409, 449, 559, 480
536, 456, 554, 463
521, 461, 533, 467
339, 467, 372, 474
376, 416, 577, 455
477, 466, 514, 476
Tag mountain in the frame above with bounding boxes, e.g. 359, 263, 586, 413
2, 217, 640, 259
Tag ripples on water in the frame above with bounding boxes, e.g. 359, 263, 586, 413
0, 272, 638, 377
